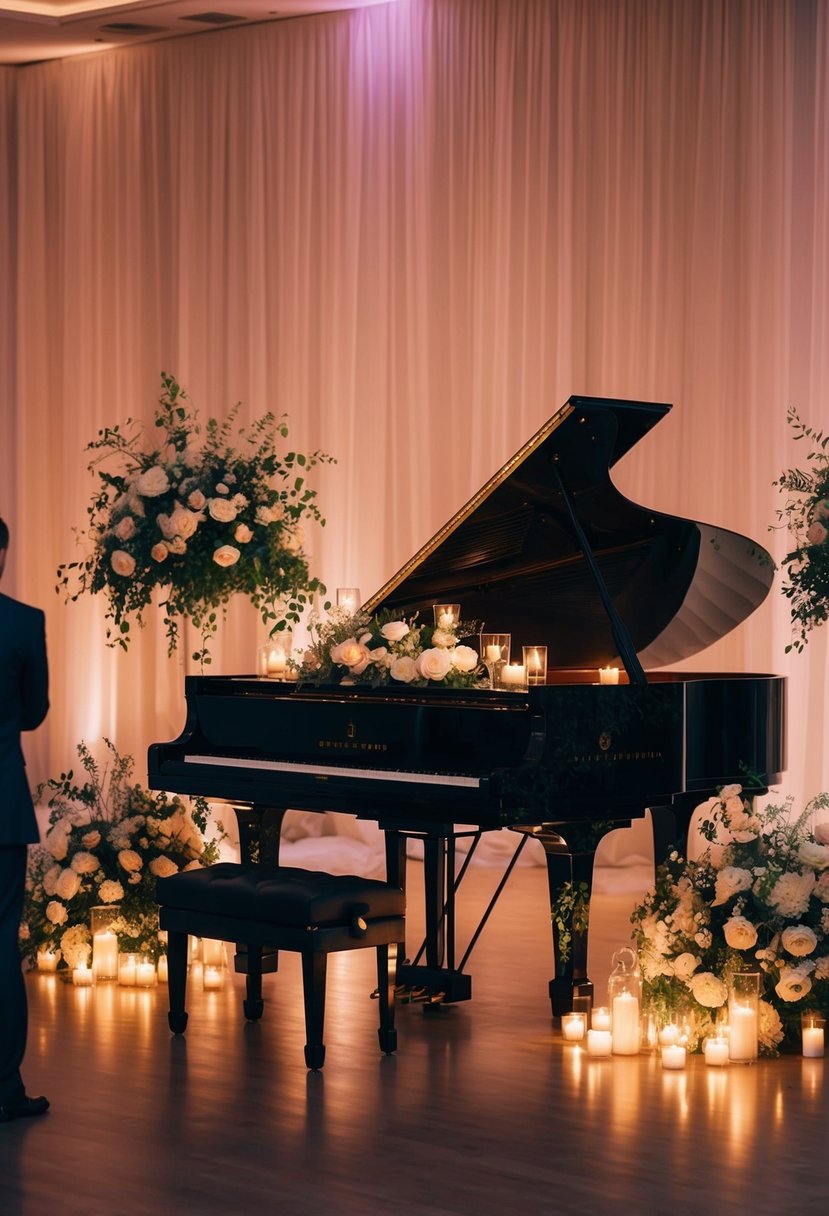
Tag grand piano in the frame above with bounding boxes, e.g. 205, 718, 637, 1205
148, 396, 786, 1015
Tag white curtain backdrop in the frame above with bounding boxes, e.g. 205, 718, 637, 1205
3, 0, 828, 876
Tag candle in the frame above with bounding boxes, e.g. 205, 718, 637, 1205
728, 1005, 758, 1062
611, 992, 640, 1055
203, 965, 223, 991
586, 1029, 612, 1057
704, 1037, 729, 1066
336, 588, 361, 611
802, 1027, 825, 1058
72, 965, 94, 987
500, 664, 526, 686
598, 666, 620, 685
201, 938, 225, 967
135, 961, 156, 988
523, 646, 548, 685
92, 930, 119, 981
591, 1006, 611, 1030
37, 950, 59, 973
562, 1013, 587, 1041
157, 955, 169, 984
118, 954, 137, 987
658, 1022, 680, 1046
485, 644, 502, 662
266, 646, 287, 677
661, 1044, 686, 1070
438, 612, 454, 628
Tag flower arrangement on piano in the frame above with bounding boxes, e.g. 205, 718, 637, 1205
774, 407, 829, 652
300, 605, 483, 688
56, 373, 332, 665
631, 784, 829, 1054
20, 739, 223, 971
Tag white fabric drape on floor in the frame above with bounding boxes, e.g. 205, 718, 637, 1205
3, 0, 828, 875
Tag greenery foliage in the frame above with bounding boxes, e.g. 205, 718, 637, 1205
774, 407, 829, 652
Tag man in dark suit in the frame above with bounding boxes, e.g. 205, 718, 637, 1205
0, 517, 50, 1123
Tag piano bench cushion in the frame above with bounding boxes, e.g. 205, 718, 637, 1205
156, 862, 405, 928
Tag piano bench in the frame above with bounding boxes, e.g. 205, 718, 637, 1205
156, 862, 405, 1070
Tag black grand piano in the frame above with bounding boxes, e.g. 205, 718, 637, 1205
148, 396, 786, 1015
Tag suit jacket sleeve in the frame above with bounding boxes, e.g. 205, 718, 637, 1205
20, 608, 49, 731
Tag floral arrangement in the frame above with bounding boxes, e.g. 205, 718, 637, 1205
774, 407, 829, 652
300, 605, 482, 688
57, 373, 332, 664
631, 784, 829, 1054
21, 740, 223, 969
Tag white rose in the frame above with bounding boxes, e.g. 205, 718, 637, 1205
719, 784, 742, 800
711, 866, 754, 906
136, 465, 170, 497
814, 822, 829, 846
672, 952, 700, 979
110, 549, 136, 577
156, 512, 178, 538
330, 639, 363, 667
369, 646, 389, 664
416, 648, 453, 681
114, 516, 136, 541
380, 621, 409, 643
431, 628, 454, 648
208, 497, 238, 523
232, 493, 249, 509
149, 856, 179, 878
798, 841, 829, 869
98, 879, 125, 903
71, 851, 100, 875
213, 545, 241, 567
46, 901, 68, 926
234, 523, 253, 544
723, 916, 759, 950
43, 864, 61, 896
151, 542, 168, 563
781, 924, 818, 957
283, 525, 305, 554
689, 971, 728, 1007
187, 489, 207, 510
44, 825, 69, 861
81, 830, 101, 849
215, 482, 229, 494
169, 505, 200, 538
118, 849, 143, 873
775, 965, 814, 1002
451, 645, 478, 673
390, 656, 418, 683
807, 520, 828, 546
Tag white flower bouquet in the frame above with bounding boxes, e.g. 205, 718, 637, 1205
774, 408, 829, 651
57, 373, 332, 663
300, 606, 482, 689
631, 784, 829, 1053
22, 740, 223, 968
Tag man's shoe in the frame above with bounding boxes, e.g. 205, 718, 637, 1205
0, 1095, 50, 1123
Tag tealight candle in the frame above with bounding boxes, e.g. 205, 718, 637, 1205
562, 1012, 587, 1041
658, 1022, 680, 1046
598, 666, 620, 685
586, 1029, 612, 1057
37, 950, 59, 973
73, 965, 94, 987
203, 965, 223, 991
661, 1044, 686, 1070
704, 1036, 729, 1066
591, 1006, 611, 1030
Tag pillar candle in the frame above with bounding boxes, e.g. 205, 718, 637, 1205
92, 930, 118, 980
72, 965, 94, 987
599, 666, 620, 685
803, 1027, 824, 1058
586, 1029, 612, 1057
704, 1037, 729, 1066
661, 1044, 686, 1069
118, 955, 137, 987
500, 664, 526, 686
136, 961, 156, 988
157, 955, 169, 984
658, 1023, 680, 1046
728, 1005, 758, 1062
611, 992, 640, 1054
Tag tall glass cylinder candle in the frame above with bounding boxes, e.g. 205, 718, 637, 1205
523, 646, 548, 685
91, 906, 120, 981
728, 970, 760, 1062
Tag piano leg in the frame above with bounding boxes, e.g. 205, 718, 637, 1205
232, 804, 289, 979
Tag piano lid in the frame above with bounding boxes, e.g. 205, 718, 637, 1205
363, 396, 775, 669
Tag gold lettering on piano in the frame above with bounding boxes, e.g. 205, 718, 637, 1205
571, 749, 664, 763
317, 740, 389, 752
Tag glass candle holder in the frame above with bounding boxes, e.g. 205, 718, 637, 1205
72, 965, 94, 987
499, 662, 527, 691
661, 1044, 686, 1070
201, 938, 226, 967
203, 964, 224, 991
561, 1012, 587, 1041
118, 952, 138, 987
37, 949, 59, 973
586, 1029, 612, 1057
90, 905, 120, 981
801, 1011, 825, 1058
433, 604, 460, 628
728, 970, 760, 1062
704, 1036, 729, 1066
135, 958, 156, 988
257, 633, 293, 680
523, 646, 548, 685
336, 588, 361, 612
479, 633, 510, 689
591, 1005, 611, 1031
598, 666, 620, 685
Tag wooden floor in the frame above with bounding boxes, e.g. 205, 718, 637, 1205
2, 860, 827, 1216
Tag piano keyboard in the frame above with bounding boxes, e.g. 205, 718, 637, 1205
183, 754, 483, 788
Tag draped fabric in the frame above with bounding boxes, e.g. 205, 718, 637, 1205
2, 0, 828, 872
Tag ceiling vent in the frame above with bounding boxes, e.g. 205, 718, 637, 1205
181, 11, 246, 23
98, 23, 168, 34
